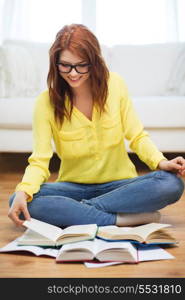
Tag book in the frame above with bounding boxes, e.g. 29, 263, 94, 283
0, 238, 174, 265
0, 239, 58, 258
17, 218, 98, 247
96, 223, 177, 244
84, 245, 175, 268
56, 238, 174, 263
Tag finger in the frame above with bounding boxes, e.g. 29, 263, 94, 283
179, 159, 185, 171
15, 217, 24, 227
180, 169, 185, 176
177, 169, 185, 177
170, 162, 182, 170
22, 206, 31, 221
9, 211, 24, 226
175, 156, 185, 167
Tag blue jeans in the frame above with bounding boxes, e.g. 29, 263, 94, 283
9, 171, 184, 227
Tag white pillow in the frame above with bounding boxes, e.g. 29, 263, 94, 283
0, 43, 39, 97
109, 43, 183, 96
0, 40, 50, 97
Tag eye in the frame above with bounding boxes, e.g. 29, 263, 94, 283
61, 63, 71, 67
77, 64, 88, 67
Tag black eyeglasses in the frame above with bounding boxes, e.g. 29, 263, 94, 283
56, 62, 91, 74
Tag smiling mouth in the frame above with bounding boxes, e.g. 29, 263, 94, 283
68, 77, 81, 82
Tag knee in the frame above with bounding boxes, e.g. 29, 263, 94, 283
158, 171, 184, 204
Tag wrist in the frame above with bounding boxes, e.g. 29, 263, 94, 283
16, 191, 29, 200
158, 159, 168, 170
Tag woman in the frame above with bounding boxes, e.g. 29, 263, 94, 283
8, 24, 185, 228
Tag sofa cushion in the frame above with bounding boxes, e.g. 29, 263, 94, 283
165, 45, 185, 96
1, 96, 185, 130
109, 43, 185, 96
0, 97, 35, 129
132, 96, 185, 127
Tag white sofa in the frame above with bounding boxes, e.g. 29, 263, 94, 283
0, 40, 185, 153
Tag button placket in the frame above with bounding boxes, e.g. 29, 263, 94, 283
91, 125, 100, 160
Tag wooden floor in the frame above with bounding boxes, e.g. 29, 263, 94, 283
0, 170, 185, 278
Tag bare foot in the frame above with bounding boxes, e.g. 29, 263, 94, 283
116, 211, 161, 226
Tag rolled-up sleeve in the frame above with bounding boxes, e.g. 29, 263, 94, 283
15, 92, 53, 201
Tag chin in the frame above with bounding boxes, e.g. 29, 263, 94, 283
69, 82, 82, 88
68, 79, 86, 88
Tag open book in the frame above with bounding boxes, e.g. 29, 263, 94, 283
18, 218, 98, 247
0, 239, 58, 257
84, 245, 175, 268
96, 223, 177, 244
0, 238, 174, 265
56, 238, 174, 263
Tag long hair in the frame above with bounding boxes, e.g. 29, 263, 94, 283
47, 24, 109, 126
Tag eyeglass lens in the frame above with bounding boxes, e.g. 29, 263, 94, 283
57, 63, 90, 74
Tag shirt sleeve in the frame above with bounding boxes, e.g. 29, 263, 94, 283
15, 92, 53, 201
119, 75, 166, 170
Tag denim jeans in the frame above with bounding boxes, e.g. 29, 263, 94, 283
9, 170, 184, 227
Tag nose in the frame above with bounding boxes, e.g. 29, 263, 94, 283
69, 67, 78, 76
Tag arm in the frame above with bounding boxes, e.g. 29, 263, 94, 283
8, 92, 53, 226
15, 92, 53, 201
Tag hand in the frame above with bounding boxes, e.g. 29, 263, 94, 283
8, 191, 31, 226
158, 156, 185, 177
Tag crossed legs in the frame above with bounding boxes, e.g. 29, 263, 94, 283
9, 171, 184, 227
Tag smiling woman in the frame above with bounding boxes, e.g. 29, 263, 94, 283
47, 24, 109, 124
8, 24, 185, 229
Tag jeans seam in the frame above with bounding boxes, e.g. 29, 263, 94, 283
90, 172, 164, 201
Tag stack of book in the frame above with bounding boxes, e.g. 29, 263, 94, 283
0, 218, 177, 267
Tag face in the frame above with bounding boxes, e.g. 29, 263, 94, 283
58, 49, 91, 91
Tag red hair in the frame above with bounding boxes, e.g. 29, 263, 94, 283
47, 24, 109, 125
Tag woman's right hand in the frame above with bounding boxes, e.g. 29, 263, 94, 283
8, 191, 31, 226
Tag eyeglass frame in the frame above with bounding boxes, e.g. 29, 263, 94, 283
56, 62, 92, 74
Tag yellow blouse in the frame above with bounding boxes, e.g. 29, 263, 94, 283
16, 72, 166, 201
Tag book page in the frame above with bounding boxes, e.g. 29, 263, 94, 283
18, 229, 57, 246
97, 226, 132, 239
94, 238, 137, 260
60, 224, 97, 238
97, 223, 171, 243
84, 261, 123, 268
0, 238, 58, 257
138, 245, 174, 261
147, 230, 177, 244
129, 223, 171, 241
57, 240, 96, 261
84, 245, 174, 267
20, 229, 53, 241
23, 218, 63, 242
60, 240, 95, 253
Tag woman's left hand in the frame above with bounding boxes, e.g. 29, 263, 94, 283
158, 156, 185, 177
